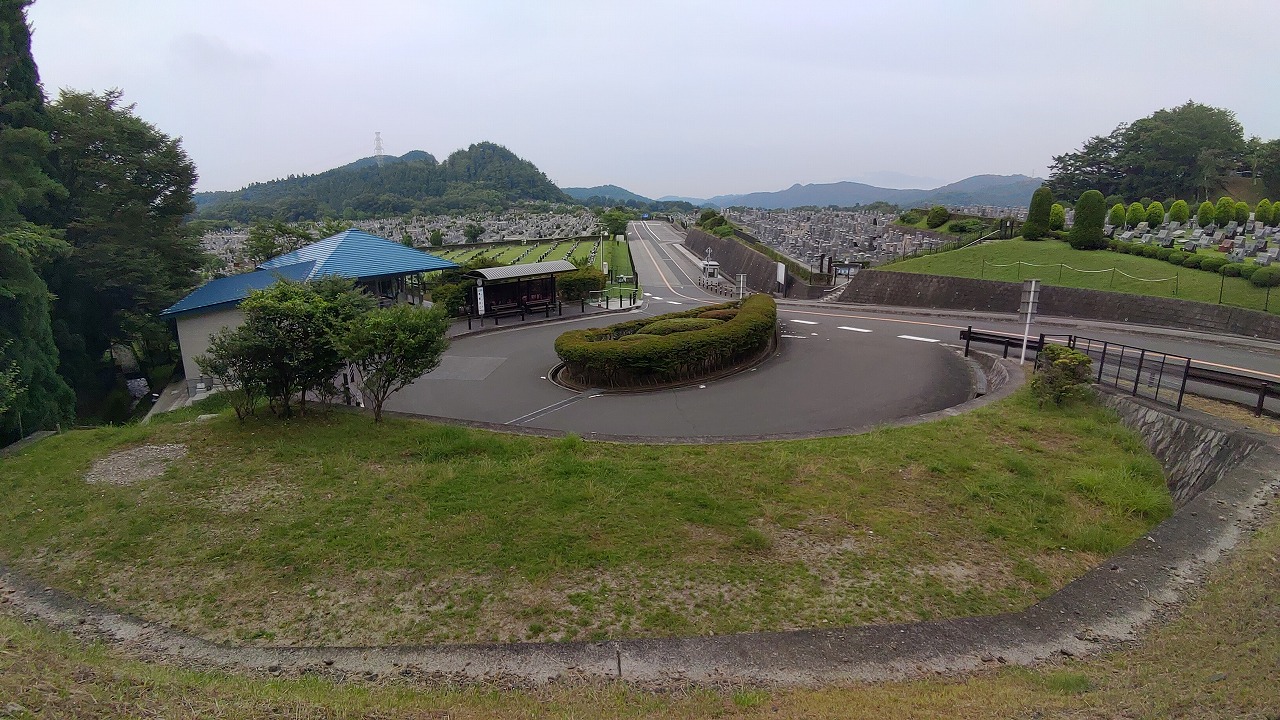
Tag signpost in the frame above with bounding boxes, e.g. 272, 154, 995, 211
1018, 278, 1040, 365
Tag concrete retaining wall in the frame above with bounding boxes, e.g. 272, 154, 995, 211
683, 229, 827, 299
836, 270, 1280, 340
1099, 391, 1265, 508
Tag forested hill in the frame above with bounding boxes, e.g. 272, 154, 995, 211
194, 143, 571, 222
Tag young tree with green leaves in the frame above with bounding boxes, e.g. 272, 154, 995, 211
1068, 190, 1107, 250
1107, 203, 1126, 228
1022, 186, 1053, 240
335, 304, 450, 423
1125, 202, 1146, 228
1048, 203, 1066, 232
244, 220, 313, 262
195, 327, 268, 421
462, 223, 485, 242
1145, 201, 1165, 227
1197, 201, 1216, 226
429, 228, 444, 247
1214, 196, 1236, 226
925, 205, 950, 229
601, 208, 634, 236
1255, 199, 1273, 226
1168, 199, 1190, 225
1234, 201, 1250, 225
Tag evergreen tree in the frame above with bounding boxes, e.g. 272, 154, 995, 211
1197, 201, 1216, 226
1234, 201, 1250, 225
1214, 196, 1236, 226
1108, 203, 1127, 228
1068, 190, 1106, 250
1145, 201, 1165, 227
1023, 186, 1053, 240
1125, 202, 1146, 228
1168, 199, 1191, 225
1256, 199, 1273, 226
1048, 203, 1066, 232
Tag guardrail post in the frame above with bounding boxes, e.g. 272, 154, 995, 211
1176, 358, 1190, 411
1132, 349, 1146, 396
963, 326, 972, 357
1256, 383, 1267, 417
1097, 342, 1108, 382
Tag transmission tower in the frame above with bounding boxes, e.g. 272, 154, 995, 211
374, 131, 385, 167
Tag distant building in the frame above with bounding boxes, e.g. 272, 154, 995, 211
161, 230, 458, 398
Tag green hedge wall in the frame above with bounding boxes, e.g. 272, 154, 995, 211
554, 294, 777, 388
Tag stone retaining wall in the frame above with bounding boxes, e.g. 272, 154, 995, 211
836, 270, 1280, 340
683, 229, 828, 299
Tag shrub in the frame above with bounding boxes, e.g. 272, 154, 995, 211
637, 318, 724, 335
1068, 190, 1107, 250
1198, 256, 1229, 273
1140, 245, 1161, 258
555, 295, 777, 388
1169, 199, 1191, 225
1234, 201, 1250, 225
1165, 250, 1186, 265
1250, 266, 1280, 287
698, 309, 739, 320
1197, 201, 1216, 226
1256, 199, 1273, 226
1146, 201, 1165, 227
1240, 264, 1259, 280
1215, 196, 1236, 226
1156, 247, 1174, 261
1220, 262, 1245, 277
1182, 255, 1203, 269
558, 267, 607, 300
925, 205, 950, 229
949, 218, 986, 234
1023, 187, 1053, 240
430, 282, 468, 316
899, 210, 924, 224
1031, 344, 1093, 406
1048, 203, 1066, 231
1108, 203, 1127, 228
1125, 202, 1146, 228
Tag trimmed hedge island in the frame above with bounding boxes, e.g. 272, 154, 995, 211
554, 294, 777, 388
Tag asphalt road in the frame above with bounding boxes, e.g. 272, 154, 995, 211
385, 221, 1280, 436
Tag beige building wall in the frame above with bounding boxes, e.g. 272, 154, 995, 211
175, 306, 245, 388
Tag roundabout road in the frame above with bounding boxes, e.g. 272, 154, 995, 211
383, 222, 976, 439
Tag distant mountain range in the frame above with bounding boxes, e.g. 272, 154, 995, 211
563, 185, 654, 205
663, 174, 1043, 210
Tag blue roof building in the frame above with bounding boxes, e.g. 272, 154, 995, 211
162, 230, 459, 396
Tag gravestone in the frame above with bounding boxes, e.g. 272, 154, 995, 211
1120, 230, 1134, 241
1257, 254, 1272, 267
1135, 222, 1150, 234
1191, 228, 1204, 240
1228, 248, 1246, 262
1141, 233, 1154, 244
1182, 240, 1198, 252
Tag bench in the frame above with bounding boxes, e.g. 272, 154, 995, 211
522, 299, 556, 318
485, 302, 523, 325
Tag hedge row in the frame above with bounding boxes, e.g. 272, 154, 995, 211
1109, 239, 1280, 286
554, 294, 777, 388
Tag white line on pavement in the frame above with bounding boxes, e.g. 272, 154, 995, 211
837, 326, 872, 333
667, 301, 682, 304
898, 335, 940, 343
790, 319, 819, 325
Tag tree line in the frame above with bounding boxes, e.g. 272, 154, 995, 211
2, 1, 205, 440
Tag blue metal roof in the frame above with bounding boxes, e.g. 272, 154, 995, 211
161, 230, 459, 318
159, 261, 316, 317
257, 229, 458, 279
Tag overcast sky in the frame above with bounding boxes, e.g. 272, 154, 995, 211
27, 0, 1280, 199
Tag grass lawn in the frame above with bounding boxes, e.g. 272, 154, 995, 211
2, 396, 1275, 717
888, 239, 1279, 314
0, 389, 1168, 648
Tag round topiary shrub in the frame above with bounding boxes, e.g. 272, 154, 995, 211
1141, 245, 1161, 258
1166, 250, 1186, 265
1250, 266, 1280, 287
698, 309, 739, 321
637, 317, 724, 336
1220, 263, 1245, 277
1240, 264, 1259, 280
1198, 256, 1229, 273
555, 295, 777, 389
1156, 247, 1174, 261
926, 205, 950, 229
1182, 255, 1204, 269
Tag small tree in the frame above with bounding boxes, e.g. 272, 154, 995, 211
429, 228, 444, 247
401, 233, 414, 247
1168, 199, 1191, 224
1023, 186, 1053, 240
1234, 201, 1250, 225
1031, 344, 1093, 407
1108, 203, 1127, 228
601, 208, 633, 236
1145, 200, 1165, 227
1214, 196, 1236, 226
1125, 202, 1146, 228
1048, 203, 1066, 231
336, 304, 450, 422
1068, 190, 1107, 250
195, 328, 267, 421
462, 223, 484, 243
1197, 201, 1216, 226
558, 267, 606, 300
244, 221, 314, 262
0, 342, 24, 420
925, 205, 950, 229
1256, 199, 1273, 226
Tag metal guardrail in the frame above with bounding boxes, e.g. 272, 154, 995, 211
962, 327, 1280, 415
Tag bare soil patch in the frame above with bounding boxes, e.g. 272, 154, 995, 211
82, 444, 187, 486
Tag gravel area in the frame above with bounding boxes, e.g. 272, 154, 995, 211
83, 444, 188, 486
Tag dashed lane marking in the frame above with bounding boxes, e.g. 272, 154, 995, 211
898, 335, 940, 343
790, 319, 819, 325
838, 326, 872, 333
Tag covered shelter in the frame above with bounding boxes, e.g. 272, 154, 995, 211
465, 259, 577, 321
161, 230, 458, 396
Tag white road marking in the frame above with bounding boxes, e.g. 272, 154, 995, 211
838, 326, 872, 333
650, 296, 664, 300
780, 334, 808, 339
667, 300, 682, 304
898, 335, 940, 343
790, 319, 819, 325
